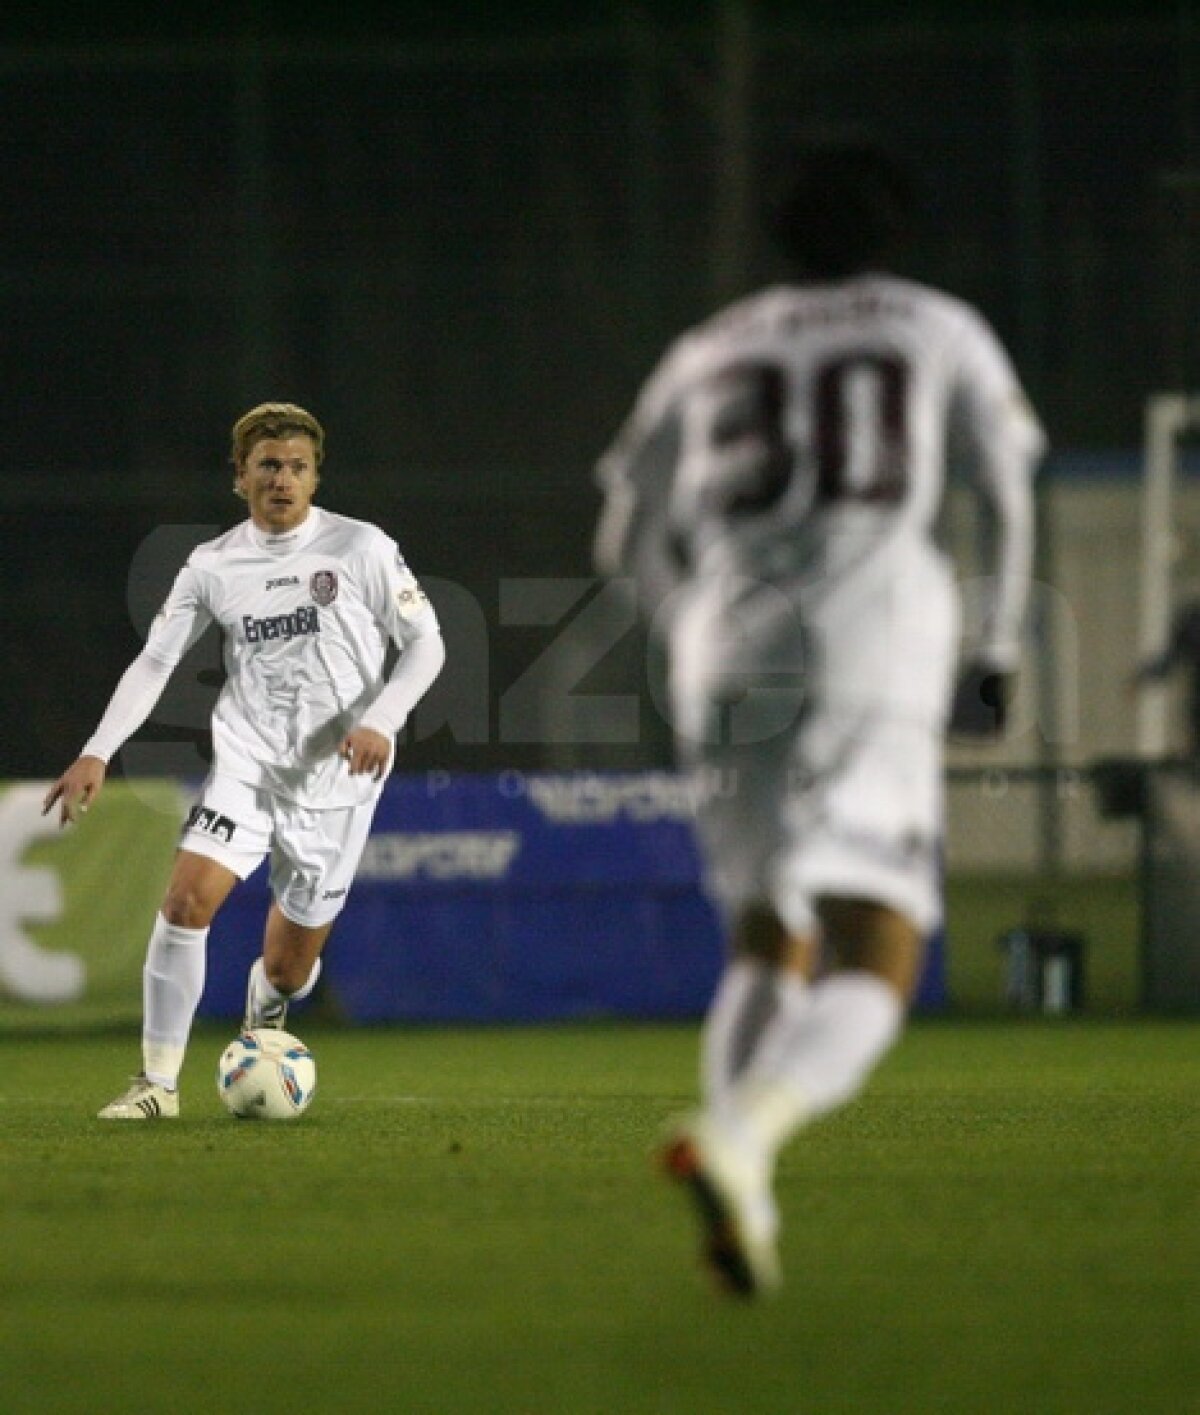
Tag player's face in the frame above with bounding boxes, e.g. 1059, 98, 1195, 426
237, 436, 320, 532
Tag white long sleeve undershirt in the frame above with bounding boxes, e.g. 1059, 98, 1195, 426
357, 620, 446, 739
81, 649, 176, 765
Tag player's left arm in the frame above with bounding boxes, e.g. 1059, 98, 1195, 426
338, 539, 445, 778
43, 563, 214, 822
948, 315, 1047, 737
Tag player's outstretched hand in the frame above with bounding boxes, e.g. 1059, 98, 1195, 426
42, 755, 107, 827
949, 661, 1014, 739
338, 726, 392, 780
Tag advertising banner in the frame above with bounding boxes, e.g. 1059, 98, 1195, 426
1, 772, 946, 1028
0, 780, 186, 1029
201, 771, 729, 1023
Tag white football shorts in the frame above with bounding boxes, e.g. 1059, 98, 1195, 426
672, 540, 955, 937
688, 706, 944, 938
179, 772, 379, 928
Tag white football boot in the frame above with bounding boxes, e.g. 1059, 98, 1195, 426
660, 1111, 781, 1298
97, 1075, 179, 1120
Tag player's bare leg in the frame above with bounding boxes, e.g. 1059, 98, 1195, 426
160, 849, 241, 930
98, 850, 239, 1120
243, 905, 332, 1031
820, 897, 923, 999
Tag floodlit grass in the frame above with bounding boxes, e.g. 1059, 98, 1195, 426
2, 1018, 1197, 1414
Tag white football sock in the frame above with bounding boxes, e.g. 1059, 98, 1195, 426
733, 969, 904, 1158
701, 959, 807, 1111
142, 913, 208, 1088
248, 955, 323, 1007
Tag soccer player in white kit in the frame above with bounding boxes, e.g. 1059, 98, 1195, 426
43, 403, 445, 1119
594, 142, 1045, 1295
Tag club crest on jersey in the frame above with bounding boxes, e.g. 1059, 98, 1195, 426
310, 569, 339, 606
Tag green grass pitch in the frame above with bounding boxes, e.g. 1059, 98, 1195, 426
1, 1018, 1197, 1414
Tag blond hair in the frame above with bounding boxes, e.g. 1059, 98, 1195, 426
230, 402, 326, 470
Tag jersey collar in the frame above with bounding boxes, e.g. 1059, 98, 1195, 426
248, 507, 322, 556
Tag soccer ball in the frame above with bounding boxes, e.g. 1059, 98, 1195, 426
217, 1029, 317, 1121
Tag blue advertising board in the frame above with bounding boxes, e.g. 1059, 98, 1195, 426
200, 771, 946, 1023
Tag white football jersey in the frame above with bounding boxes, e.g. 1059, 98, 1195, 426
596, 274, 1045, 728
113, 507, 438, 808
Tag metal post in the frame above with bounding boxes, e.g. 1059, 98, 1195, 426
232, 9, 273, 401
1138, 394, 1200, 756
710, 0, 754, 307
622, 7, 668, 345
1009, 19, 1061, 874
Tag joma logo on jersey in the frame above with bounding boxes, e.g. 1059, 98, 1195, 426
242, 606, 320, 644
266, 575, 300, 590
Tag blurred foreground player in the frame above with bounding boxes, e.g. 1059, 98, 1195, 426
43, 403, 445, 1118
595, 141, 1044, 1294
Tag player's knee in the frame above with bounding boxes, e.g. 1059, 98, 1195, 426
161, 884, 216, 929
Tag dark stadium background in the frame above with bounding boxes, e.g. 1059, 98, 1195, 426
2, 0, 1193, 777
5, 15, 1199, 1411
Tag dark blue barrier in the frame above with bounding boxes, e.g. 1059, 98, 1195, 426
199, 771, 946, 1023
